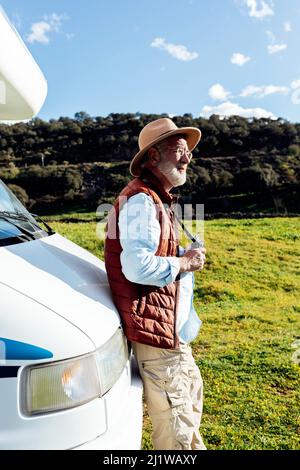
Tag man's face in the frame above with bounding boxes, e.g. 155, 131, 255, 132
157, 136, 191, 187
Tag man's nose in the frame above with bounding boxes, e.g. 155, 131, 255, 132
181, 152, 190, 163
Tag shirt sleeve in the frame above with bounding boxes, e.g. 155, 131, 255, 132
118, 193, 180, 287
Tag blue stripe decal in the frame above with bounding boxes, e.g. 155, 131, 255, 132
0, 338, 53, 360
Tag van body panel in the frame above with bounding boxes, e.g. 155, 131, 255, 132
0, 283, 95, 363
0, 7, 47, 120
0, 233, 121, 349
0, 3, 143, 449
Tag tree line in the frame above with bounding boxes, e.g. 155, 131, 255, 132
0, 112, 299, 215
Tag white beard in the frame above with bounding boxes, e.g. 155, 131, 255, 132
157, 160, 186, 187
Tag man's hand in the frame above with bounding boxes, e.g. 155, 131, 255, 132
179, 247, 206, 273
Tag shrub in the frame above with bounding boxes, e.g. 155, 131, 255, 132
7, 184, 30, 207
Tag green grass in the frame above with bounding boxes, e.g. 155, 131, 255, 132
42, 209, 97, 222
48, 216, 300, 450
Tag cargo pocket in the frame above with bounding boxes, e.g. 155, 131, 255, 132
165, 368, 186, 410
164, 364, 195, 450
141, 358, 185, 408
140, 356, 195, 449
140, 357, 180, 390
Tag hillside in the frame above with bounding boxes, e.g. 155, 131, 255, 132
0, 113, 299, 215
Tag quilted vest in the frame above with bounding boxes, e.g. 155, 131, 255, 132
104, 169, 180, 349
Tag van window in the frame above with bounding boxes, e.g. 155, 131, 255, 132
0, 179, 52, 246
0, 179, 33, 216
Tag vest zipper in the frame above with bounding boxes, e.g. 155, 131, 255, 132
136, 289, 142, 315
173, 244, 181, 349
136, 285, 145, 316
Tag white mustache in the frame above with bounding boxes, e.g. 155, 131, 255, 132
158, 161, 187, 187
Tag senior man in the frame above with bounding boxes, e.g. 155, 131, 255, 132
104, 118, 206, 450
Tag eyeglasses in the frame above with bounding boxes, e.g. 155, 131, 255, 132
154, 145, 193, 161
170, 147, 193, 161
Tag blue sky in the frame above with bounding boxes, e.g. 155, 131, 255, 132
1, 0, 300, 122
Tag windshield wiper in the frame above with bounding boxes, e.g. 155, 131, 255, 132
30, 213, 55, 235
0, 211, 55, 236
0, 213, 36, 241
0, 210, 28, 221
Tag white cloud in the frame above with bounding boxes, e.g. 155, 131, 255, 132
27, 21, 52, 44
291, 79, 300, 90
265, 29, 276, 43
151, 37, 198, 61
291, 89, 300, 105
231, 53, 250, 66
291, 79, 300, 104
243, 0, 274, 19
284, 21, 292, 32
209, 84, 231, 101
240, 84, 289, 98
265, 30, 287, 55
267, 43, 287, 54
27, 13, 69, 44
201, 100, 276, 119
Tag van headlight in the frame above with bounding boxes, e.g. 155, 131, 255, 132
96, 327, 128, 395
23, 327, 128, 415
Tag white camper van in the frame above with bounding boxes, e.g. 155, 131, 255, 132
0, 6, 143, 450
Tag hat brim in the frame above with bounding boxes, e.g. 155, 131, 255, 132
129, 127, 201, 177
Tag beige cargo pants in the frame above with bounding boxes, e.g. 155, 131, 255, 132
132, 340, 206, 450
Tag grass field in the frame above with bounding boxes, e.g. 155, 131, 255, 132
48, 216, 300, 450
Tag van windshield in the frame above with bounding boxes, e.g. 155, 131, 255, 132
0, 179, 53, 246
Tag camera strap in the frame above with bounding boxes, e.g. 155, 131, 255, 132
173, 212, 197, 243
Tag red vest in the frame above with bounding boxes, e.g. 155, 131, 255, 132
104, 170, 180, 349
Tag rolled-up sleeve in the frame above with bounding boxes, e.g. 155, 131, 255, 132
118, 193, 180, 287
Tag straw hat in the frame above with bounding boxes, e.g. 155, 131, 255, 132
130, 118, 201, 177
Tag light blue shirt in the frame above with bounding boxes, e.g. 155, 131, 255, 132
118, 193, 202, 343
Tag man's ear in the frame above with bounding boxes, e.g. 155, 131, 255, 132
147, 147, 161, 167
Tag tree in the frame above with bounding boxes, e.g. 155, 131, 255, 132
7, 184, 30, 207
74, 111, 91, 122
